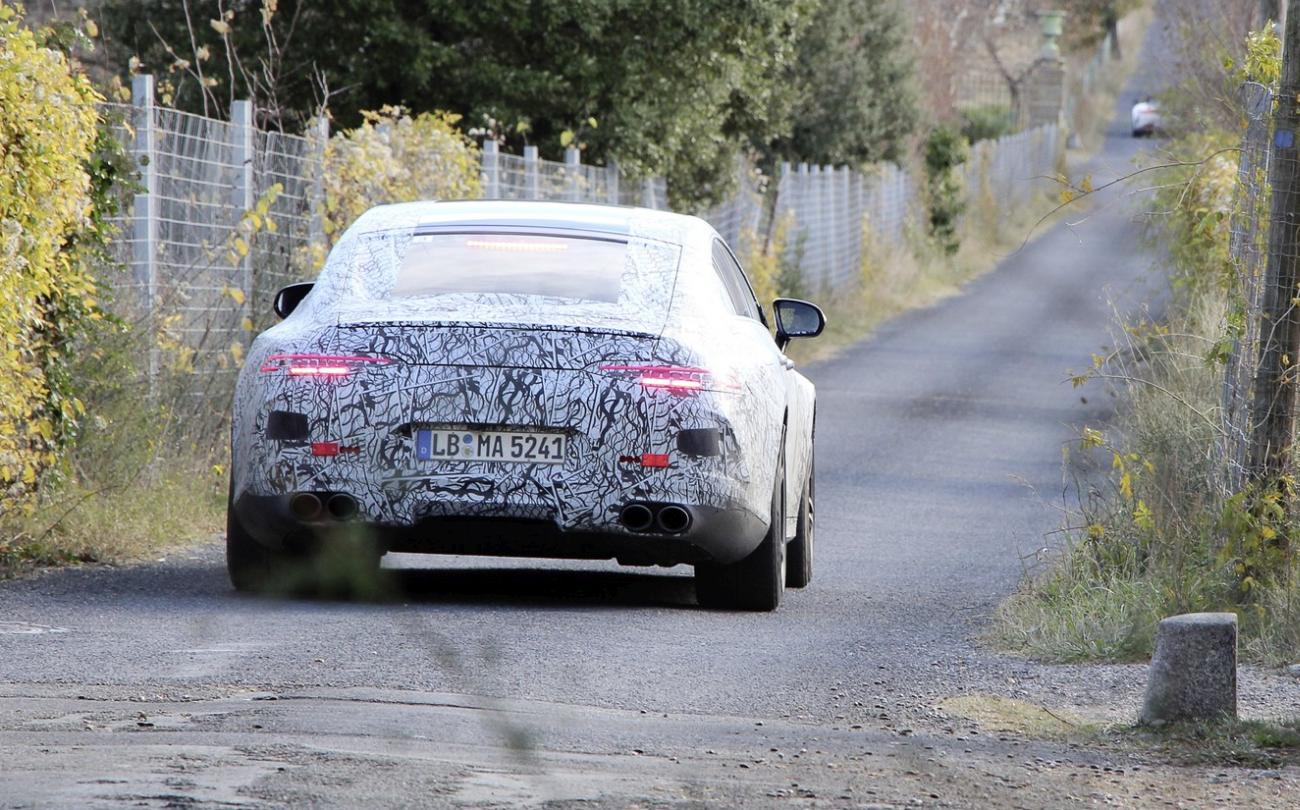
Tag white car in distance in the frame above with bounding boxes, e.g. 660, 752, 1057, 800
1132, 98, 1160, 137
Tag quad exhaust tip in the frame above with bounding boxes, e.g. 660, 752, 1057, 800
289, 492, 357, 522
655, 505, 691, 534
620, 503, 655, 532
290, 492, 323, 521
620, 502, 692, 534
326, 493, 358, 520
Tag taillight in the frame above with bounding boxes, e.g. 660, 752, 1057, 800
259, 353, 393, 378
599, 364, 738, 395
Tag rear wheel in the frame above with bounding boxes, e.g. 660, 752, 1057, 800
226, 480, 314, 595
786, 455, 814, 589
226, 492, 290, 593
695, 451, 786, 611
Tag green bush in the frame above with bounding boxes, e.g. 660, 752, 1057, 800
300, 107, 481, 272
0, 2, 105, 507
923, 125, 967, 256
959, 105, 1015, 144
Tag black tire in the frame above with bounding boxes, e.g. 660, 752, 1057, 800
786, 455, 814, 589
225, 481, 307, 594
226, 494, 279, 593
695, 450, 786, 611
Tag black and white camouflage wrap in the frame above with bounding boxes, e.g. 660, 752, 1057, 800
231, 201, 815, 546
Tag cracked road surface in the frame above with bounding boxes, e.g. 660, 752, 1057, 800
4, 21, 1299, 810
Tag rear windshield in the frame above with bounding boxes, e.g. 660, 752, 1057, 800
393, 233, 626, 302
311, 227, 684, 331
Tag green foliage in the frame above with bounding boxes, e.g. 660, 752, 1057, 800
923, 126, 968, 255
1219, 480, 1294, 597
1225, 24, 1282, 86
959, 105, 1016, 144
302, 107, 481, 272
0, 2, 106, 505
100, 0, 821, 209
737, 213, 802, 310
775, 0, 916, 166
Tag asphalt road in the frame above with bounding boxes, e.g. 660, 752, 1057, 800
4, 21, 1299, 809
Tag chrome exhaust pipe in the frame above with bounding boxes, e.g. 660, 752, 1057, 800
655, 504, 692, 534
326, 493, 358, 520
620, 503, 654, 532
289, 492, 323, 521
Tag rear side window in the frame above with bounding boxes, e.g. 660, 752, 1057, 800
710, 239, 762, 320
394, 233, 627, 303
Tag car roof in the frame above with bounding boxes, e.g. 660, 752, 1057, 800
349, 199, 714, 244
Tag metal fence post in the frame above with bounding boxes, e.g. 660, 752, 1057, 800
523, 145, 539, 200
482, 139, 500, 199
308, 115, 329, 264
641, 178, 657, 209
564, 146, 581, 201
606, 160, 620, 206
231, 99, 255, 336
130, 74, 159, 385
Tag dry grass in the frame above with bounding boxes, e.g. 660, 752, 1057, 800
0, 460, 225, 577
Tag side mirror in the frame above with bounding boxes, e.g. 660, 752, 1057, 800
772, 298, 826, 350
273, 282, 314, 319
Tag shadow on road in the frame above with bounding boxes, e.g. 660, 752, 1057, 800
375, 565, 699, 610
215, 559, 705, 612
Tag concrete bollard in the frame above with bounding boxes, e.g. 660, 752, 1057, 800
1140, 612, 1237, 725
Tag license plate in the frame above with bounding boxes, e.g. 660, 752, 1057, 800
415, 428, 566, 464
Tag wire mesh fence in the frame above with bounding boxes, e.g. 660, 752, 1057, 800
1220, 81, 1275, 493
105, 73, 1062, 426
769, 125, 1059, 292
104, 80, 325, 428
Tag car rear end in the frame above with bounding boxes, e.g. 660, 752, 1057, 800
231, 211, 769, 568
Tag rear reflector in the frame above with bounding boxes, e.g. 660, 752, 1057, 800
311, 441, 340, 457
641, 453, 670, 468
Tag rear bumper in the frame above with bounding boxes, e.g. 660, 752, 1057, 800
233, 492, 765, 566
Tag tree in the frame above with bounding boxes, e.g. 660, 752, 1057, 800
1061, 0, 1144, 56
774, 0, 917, 166
98, 0, 815, 209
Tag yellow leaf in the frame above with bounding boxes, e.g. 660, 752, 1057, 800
225, 286, 246, 305
1119, 472, 1133, 500
559, 130, 574, 148
210, 19, 231, 35
241, 316, 254, 331
234, 237, 249, 257
230, 342, 245, 362
84, 19, 98, 38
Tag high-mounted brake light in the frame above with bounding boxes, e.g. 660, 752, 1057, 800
465, 239, 569, 254
260, 353, 392, 378
600, 364, 738, 396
